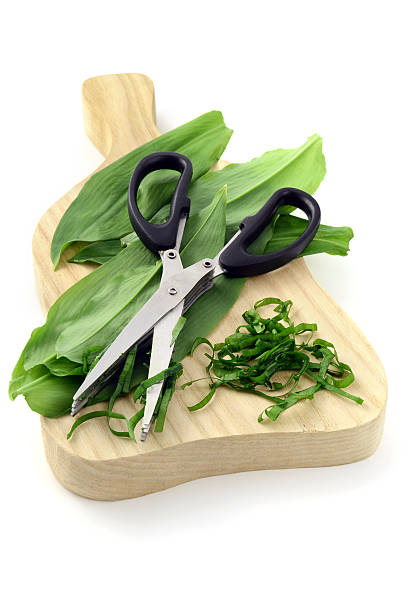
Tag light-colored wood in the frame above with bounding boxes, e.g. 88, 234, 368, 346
33, 73, 387, 501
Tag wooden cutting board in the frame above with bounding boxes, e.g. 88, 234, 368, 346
33, 73, 387, 501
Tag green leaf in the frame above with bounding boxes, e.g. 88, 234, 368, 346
154, 373, 178, 432
190, 337, 214, 356
180, 184, 227, 265
55, 265, 158, 361
265, 214, 354, 257
9, 344, 145, 419
171, 317, 187, 346
187, 383, 221, 411
51, 111, 232, 267
58, 186, 228, 363
44, 356, 84, 376
127, 407, 145, 439
9, 352, 49, 401
67, 410, 129, 440
133, 363, 182, 402
13, 367, 82, 417
188, 134, 326, 236
105, 345, 138, 437
22, 245, 157, 369
69, 240, 122, 264
170, 185, 247, 362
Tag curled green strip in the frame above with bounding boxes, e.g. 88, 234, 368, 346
184, 297, 363, 422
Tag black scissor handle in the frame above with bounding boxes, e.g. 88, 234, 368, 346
219, 187, 321, 277
128, 151, 192, 252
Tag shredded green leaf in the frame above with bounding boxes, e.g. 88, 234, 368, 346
66, 410, 129, 440
67, 296, 362, 442
184, 297, 363, 422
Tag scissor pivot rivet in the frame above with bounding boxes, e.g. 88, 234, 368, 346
167, 251, 176, 259
203, 260, 213, 268
168, 287, 177, 295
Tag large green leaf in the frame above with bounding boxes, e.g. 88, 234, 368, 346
51, 111, 232, 267
9, 353, 82, 417
180, 185, 227, 264
24, 243, 157, 369
15, 372, 83, 418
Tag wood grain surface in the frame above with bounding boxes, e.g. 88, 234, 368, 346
33, 73, 387, 500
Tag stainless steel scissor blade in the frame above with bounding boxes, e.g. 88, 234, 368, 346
71, 258, 215, 415
140, 245, 185, 440
140, 299, 184, 440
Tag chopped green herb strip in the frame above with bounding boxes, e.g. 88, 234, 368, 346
185, 297, 362, 422
186, 382, 221, 411
133, 363, 182, 401
154, 372, 178, 432
171, 316, 187, 346
106, 345, 138, 437
127, 407, 145, 441
67, 410, 129, 440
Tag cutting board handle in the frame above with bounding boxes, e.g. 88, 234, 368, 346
82, 73, 160, 160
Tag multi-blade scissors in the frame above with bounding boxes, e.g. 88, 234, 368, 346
71, 151, 321, 440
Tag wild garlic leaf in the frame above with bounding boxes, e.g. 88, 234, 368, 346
265, 215, 354, 256
9, 352, 49, 401
23, 241, 157, 369
44, 356, 84, 376
171, 185, 249, 361
187, 134, 326, 237
51, 111, 232, 267
171, 317, 187, 346
69, 239, 122, 265
55, 265, 159, 358
10, 355, 82, 418
180, 184, 227, 264
10, 187, 232, 416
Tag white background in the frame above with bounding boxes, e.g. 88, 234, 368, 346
2, 2, 406, 611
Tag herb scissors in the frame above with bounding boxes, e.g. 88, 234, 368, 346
71, 151, 321, 440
